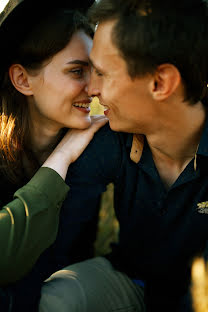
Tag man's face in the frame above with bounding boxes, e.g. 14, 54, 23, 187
88, 19, 155, 134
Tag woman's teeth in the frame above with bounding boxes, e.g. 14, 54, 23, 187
73, 103, 90, 108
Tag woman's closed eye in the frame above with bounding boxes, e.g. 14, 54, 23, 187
70, 68, 84, 78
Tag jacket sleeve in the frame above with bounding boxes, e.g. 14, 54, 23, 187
0, 167, 69, 286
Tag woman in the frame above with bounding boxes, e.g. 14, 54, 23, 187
0, 0, 107, 310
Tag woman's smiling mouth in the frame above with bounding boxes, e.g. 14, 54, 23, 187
73, 102, 91, 113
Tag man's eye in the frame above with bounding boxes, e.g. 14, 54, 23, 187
92, 67, 103, 77
96, 70, 103, 77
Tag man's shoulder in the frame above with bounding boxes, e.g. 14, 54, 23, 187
67, 123, 128, 183
92, 122, 117, 140
92, 122, 131, 148
78, 123, 121, 161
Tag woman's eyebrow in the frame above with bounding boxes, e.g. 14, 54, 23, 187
66, 60, 89, 66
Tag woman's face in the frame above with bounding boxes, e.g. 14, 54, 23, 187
28, 30, 93, 133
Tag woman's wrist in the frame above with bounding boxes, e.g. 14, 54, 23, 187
42, 150, 72, 180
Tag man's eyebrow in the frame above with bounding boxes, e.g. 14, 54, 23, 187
89, 58, 104, 73
66, 60, 89, 66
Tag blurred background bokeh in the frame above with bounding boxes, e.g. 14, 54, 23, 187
191, 258, 208, 312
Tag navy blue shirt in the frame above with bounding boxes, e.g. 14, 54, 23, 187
62, 121, 208, 311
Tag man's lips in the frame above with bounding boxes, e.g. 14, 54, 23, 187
101, 103, 110, 116
104, 108, 110, 116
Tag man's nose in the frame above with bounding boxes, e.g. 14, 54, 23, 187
86, 73, 100, 97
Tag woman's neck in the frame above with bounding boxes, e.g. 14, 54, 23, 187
29, 122, 64, 164
26, 97, 66, 164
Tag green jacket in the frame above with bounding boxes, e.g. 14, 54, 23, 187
0, 167, 69, 286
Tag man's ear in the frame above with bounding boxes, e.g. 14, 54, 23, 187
9, 64, 34, 96
150, 64, 181, 101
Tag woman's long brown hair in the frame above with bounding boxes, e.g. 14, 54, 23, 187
0, 7, 93, 184
0, 73, 29, 184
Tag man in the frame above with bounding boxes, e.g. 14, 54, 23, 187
40, 0, 208, 311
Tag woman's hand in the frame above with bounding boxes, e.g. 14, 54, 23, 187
42, 115, 108, 179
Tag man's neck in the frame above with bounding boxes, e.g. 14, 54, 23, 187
146, 101, 206, 160
144, 101, 206, 188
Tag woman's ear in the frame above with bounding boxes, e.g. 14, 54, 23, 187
150, 64, 181, 101
9, 64, 34, 96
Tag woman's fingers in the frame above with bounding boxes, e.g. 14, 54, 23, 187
90, 114, 107, 121
65, 116, 108, 163
55, 115, 108, 164
89, 115, 109, 132
42, 116, 108, 179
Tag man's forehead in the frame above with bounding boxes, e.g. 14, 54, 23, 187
90, 20, 123, 69
92, 19, 117, 52
96, 19, 115, 36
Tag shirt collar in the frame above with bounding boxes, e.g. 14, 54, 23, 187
129, 116, 208, 164
130, 134, 144, 163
